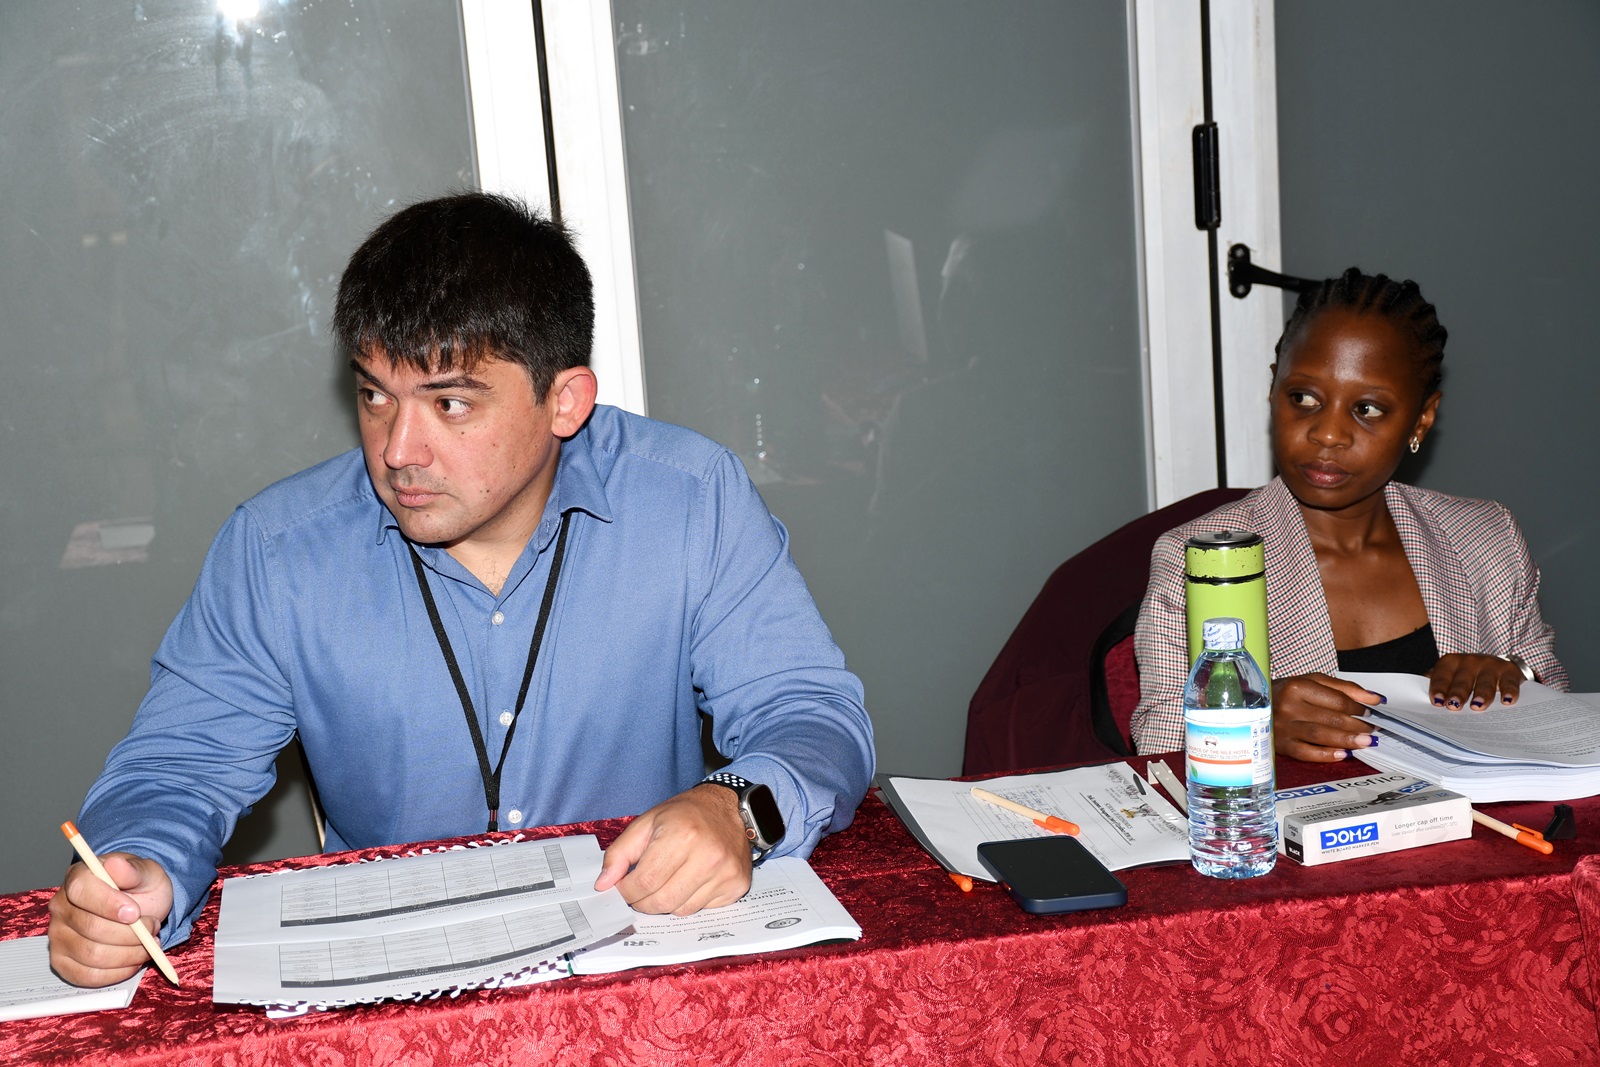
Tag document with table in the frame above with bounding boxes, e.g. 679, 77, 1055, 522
1345, 672, 1600, 802
213, 835, 634, 1008
878, 761, 1190, 883
213, 834, 862, 1011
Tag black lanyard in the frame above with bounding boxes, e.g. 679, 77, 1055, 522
407, 511, 572, 832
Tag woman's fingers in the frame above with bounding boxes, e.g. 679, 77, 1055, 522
1429, 655, 1525, 710
1271, 673, 1379, 761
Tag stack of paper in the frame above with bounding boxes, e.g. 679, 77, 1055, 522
0, 936, 143, 1022
1346, 672, 1600, 803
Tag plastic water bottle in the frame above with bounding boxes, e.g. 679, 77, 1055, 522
1184, 616, 1277, 878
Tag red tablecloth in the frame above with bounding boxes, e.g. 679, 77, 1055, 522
4, 757, 1598, 1066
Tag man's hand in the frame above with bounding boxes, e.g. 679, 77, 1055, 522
595, 784, 753, 916
1273, 673, 1383, 762
47, 853, 174, 988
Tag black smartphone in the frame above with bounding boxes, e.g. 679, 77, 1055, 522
976, 836, 1128, 915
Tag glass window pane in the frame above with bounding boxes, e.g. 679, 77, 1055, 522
615, 1, 1148, 776
0, 0, 475, 893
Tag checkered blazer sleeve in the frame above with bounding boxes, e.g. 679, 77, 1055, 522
1488, 502, 1567, 691
1131, 529, 1192, 754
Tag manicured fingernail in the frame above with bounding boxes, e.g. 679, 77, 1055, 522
1432, 695, 1445, 706
1354, 734, 1375, 747
1375, 693, 1388, 704
1470, 699, 1484, 709
1334, 749, 1350, 760
1367, 736, 1379, 748
1502, 694, 1514, 704
1447, 698, 1461, 709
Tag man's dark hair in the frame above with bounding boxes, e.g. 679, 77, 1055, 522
333, 192, 594, 397
1275, 267, 1447, 396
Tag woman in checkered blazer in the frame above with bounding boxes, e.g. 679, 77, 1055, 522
1132, 269, 1567, 758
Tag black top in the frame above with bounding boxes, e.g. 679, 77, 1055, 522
1336, 622, 1440, 675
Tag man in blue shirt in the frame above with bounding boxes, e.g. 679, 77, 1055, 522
48, 193, 875, 987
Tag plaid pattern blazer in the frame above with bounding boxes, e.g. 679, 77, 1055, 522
1132, 478, 1568, 754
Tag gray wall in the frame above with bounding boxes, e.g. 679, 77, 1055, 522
0, 1, 476, 894
1275, 1, 1599, 689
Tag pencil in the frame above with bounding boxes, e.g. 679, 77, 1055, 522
59, 821, 181, 986
969, 787, 1079, 835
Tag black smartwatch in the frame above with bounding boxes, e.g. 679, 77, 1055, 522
702, 772, 785, 863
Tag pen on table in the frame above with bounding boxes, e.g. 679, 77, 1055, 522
969, 787, 1080, 835
1471, 809, 1554, 855
60, 821, 181, 986
948, 872, 974, 893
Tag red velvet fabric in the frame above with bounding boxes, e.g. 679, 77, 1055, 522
5, 758, 1598, 1066
1105, 633, 1141, 748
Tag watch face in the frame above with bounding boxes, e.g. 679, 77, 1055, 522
745, 783, 785, 845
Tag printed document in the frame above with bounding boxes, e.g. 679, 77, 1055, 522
570, 856, 860, 974
1345, 672, 1600, 765
0, 936, 143, 1022
213, 835, 633, 1008
1345, 672, 1600, 802
879, 762, 1190, 882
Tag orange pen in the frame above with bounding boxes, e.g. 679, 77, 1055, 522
1471, 809, 1554, 855
948, 872, 974, 893
969, 787, 1080, 835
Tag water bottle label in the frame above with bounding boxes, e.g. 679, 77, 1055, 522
1185, 707, 1273, 788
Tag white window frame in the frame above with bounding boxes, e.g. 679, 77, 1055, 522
1134, 0, 1280, 506
462, 1, 1282, 501
460, 0, 647, 416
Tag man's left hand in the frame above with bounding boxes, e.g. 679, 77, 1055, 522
595, 784, 752, 915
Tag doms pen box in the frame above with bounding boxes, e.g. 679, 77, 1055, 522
1274, 772, 1470, 865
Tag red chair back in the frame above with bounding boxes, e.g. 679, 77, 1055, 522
962, 487, 1248, 774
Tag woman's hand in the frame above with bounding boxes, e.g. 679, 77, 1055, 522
1428, 654, 1527, 710
1272, 673, 1384, 762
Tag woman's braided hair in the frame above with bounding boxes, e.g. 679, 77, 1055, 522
1276, 267, 1446, 395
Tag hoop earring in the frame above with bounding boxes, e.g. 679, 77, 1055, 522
1409, 436, 1421, 454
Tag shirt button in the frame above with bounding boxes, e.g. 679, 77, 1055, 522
491, 611, 505, 625
498, 710, 514, 727
506, 809, 524, 825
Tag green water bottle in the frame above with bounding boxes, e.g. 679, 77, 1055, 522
1184, 530, 1269, 676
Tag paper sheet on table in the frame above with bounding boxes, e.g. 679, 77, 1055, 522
213, 836, 633, 1008
570, 856, 860, 974
1342, 672, 1600, 766
879, 762, 1189, 882
0, 936, 143, 1022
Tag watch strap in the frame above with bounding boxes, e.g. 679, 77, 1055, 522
701, 773, 778, 862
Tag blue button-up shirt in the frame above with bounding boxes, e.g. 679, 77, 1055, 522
78, 406, 875, 943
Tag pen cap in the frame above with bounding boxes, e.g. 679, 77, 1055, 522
1184, 530, 1269, 676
